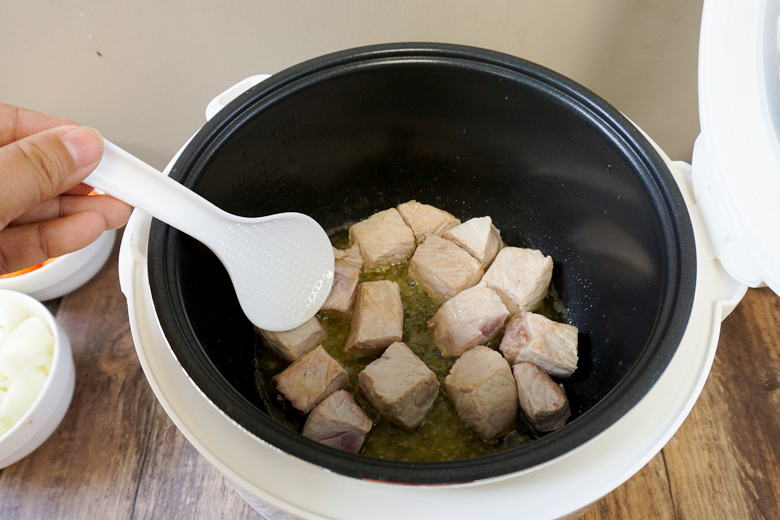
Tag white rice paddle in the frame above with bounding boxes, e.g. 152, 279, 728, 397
85, 140, 334, 332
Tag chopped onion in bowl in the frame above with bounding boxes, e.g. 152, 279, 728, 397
0, 301, 29, 343
0, 366, 47, 424
0, 296, 55, 437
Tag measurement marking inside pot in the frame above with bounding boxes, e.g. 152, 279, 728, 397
247, 150, 281, 175
231, 149, 281, 197
247, 165, 285, 197
272, 115, 301, 137
258, 184, 289, 210
238, 154, 281, 196
245, 160, 282, 195
232, 163, 287, 212
246, 165, 282, 193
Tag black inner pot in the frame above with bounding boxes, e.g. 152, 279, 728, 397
147, 43, 695, 484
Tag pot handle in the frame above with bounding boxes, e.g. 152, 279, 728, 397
671, 160, 749, 321
205, 75, 271, 121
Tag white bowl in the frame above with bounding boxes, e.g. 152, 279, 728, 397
0, 230, 115, 301
0, 290, 75, 468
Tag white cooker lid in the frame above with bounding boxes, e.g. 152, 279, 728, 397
693, 0, 780, 294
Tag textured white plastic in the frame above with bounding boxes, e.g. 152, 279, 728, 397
693, 0, 780, 294
85, 141, 334, 332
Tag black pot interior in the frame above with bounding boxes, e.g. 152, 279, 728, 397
148, 44, 695, 484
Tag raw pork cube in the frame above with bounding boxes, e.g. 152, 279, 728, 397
500, 312, 578, 378
427, 286, 509, 357
408, 235, 483, 303
258, 316, 324, 361
397, 200, 460, 244
345, 281, 403, 356
273, 345, 348, 414
480, 247, 553, 312
348, 208, 416, 270
512, 362, 571, 432
444, 345, 518, 440
333, 243, 364, 270
358, 342, 439, 429
321, 245, 363, 314
302, 389, 373, 453
443, 216, 502, 267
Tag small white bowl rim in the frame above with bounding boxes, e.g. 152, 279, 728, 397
0, 230, 116, 301
0, 257, 63, 286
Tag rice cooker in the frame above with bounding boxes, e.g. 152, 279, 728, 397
113, 0, 779, 518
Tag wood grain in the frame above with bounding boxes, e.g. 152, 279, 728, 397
0, 241, 147, 520
663, 289, 780, 520
583, 453, 676, 520
0, 242, 255, 520
130, 406, 257, 520
0, 240, 777, 519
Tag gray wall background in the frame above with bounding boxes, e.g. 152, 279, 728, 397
1, 1, 703, 169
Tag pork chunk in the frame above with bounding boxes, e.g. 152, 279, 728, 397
427, 286, 509, 357
512, 362, 570, 432
349, 208, 416, 270
257, 316, 324, 361
333, 243, 364, 269
273, 345, 348, 414
443, 216, 502, 267
345, 281, 403, 356
321, 245, 363, 314
302, 390, 373, 453
358, 342, 439, 429
397, 200, 461, 244
445, 345, 518, 440
500, 312, 578, 378
480, 247, 553, 312
408, 234, 483, 303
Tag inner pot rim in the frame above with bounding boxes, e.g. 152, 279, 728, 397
147, 42, 696, 485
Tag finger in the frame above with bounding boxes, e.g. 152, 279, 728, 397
10, 193, 132, 229
0, 104, 77, 147
0, 125, 103, 228
0, 212, 107, 274
63, 183, 96, 196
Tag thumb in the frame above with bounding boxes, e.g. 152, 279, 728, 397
0, 125, 103, 228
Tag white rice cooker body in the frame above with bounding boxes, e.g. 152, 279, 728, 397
117, 0, 779, 516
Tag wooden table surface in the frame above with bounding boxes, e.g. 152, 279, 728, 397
0, 238, 777, 520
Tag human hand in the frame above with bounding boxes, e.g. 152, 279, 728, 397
0, 103, 132, 274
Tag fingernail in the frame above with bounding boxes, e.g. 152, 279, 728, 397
59, 126, 103, 169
